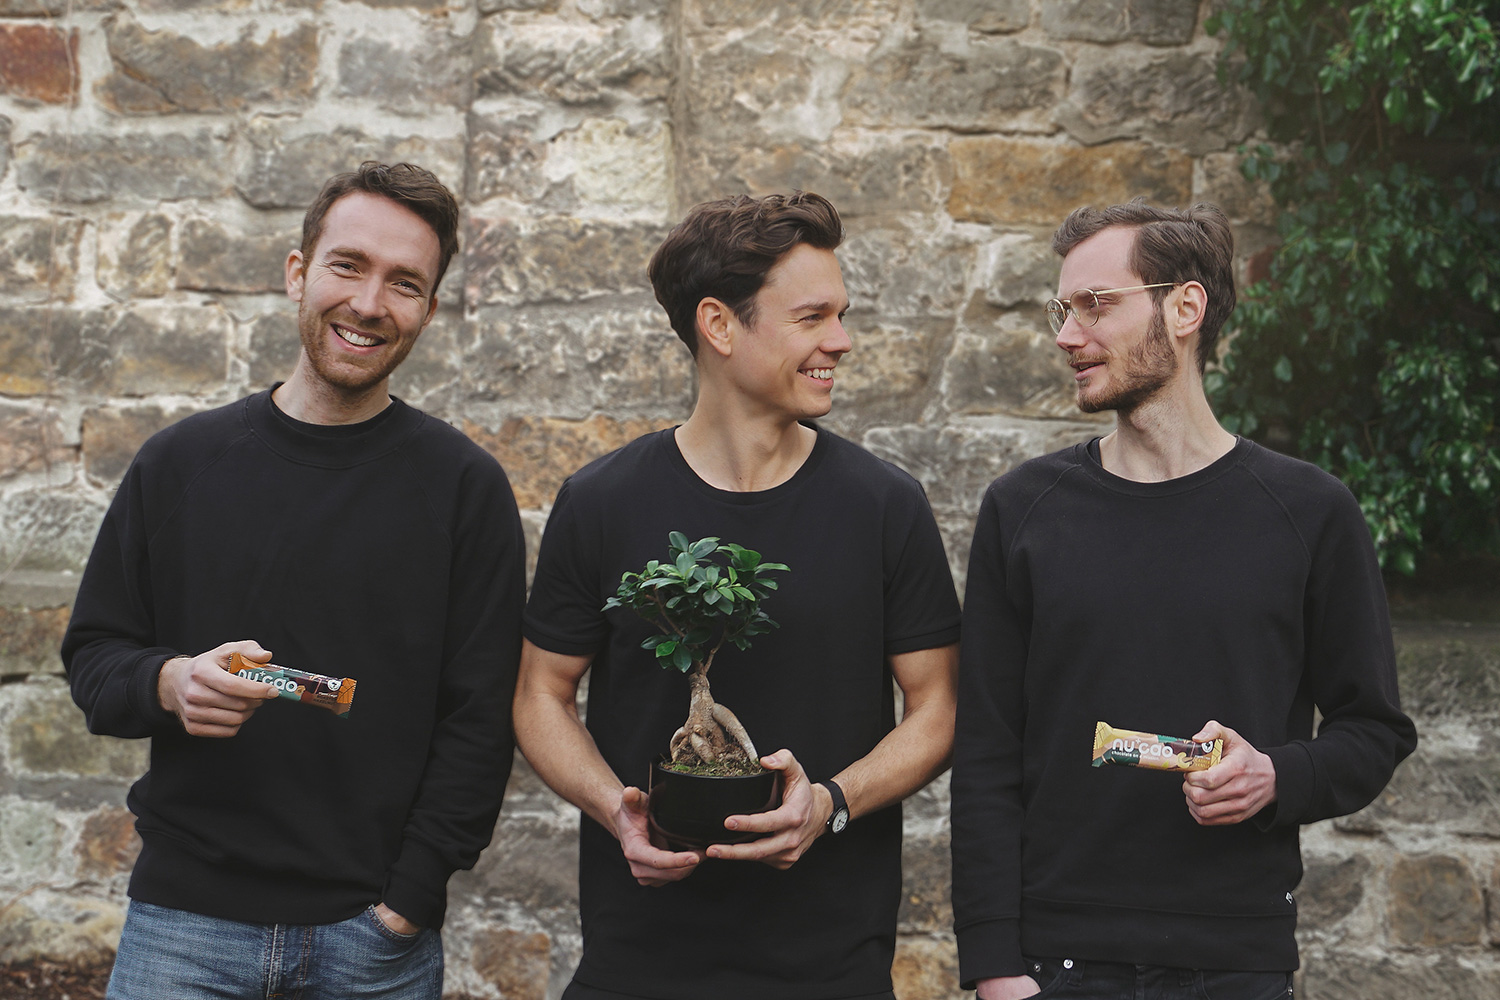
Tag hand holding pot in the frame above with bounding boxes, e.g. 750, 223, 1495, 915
707, 749, 827, 870
615, 785, 703, 886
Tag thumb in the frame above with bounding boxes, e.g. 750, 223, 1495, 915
621, 786, 648, 814
1192, 719, 1226, 743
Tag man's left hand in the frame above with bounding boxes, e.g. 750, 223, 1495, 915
1182, 720, 1277, 826
373, 902, 421, 936
705, 749, 829, 870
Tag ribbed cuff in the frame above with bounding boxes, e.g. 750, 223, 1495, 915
956, 917, 1024, 990
1261, 741, 1315, 828
129, 651, 184, 732
383, 840, 452, 930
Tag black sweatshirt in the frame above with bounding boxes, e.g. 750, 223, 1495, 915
951, 438, 1416, 984
62, 389, 526, 928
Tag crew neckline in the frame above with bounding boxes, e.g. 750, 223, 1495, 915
659, 422, 829, 506
246, 385, 423, 468
1077, 435, 1253, 497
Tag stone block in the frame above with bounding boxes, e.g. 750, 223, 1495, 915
1299, 953, 1500, 999
918, 0, 1029, 33
0, 400, 69, 481
236, 120, 465, 210
844, 26, 1065, 132
949, 137, 1193, 227
1344, 744, 1500, 839
0, 797, 64, 881
336, 28, 470, 112
97, 15, 317, 114
1197, 152, 1277, 226
16, 131, 228, 204
464, 815, 579, 913
176, 217, 295, 295
1490, 860, 1500, 944
0, 891, 124, 966
476, 17, 668, 105
892, 934, 962, 1000
1, 115, 10, 182
1394, 626, 1500, 720
981, 233, 1060, 309
678, 133, 952, 220
465, 216, 669, 308
1297, 853, 1371, 930
246, 309, 301, 389
943, 312, 1092, 419
97, 213, 173, 300
692, 0, 898, 26
0, 606, 70, 676
0, 215, 84, 303
550, 117, 672, 211
462, 415, 676, 509
461, 302, 695, 419
467, 112, 550, 204
471, 928, 550, 1000
678, 27, 846, 145
1041, 0, 1200, 45
386, 307, 466, 407
839, 226, 974, 319
1388, 855, 1484, 947
1055, 50, 1260, 156
76, 805, 140, 879
0, 24, 79, 104
479, 0, 556, 11
81, 403, 204, 486
0, 489, 108, 573
0, 0, 115, 12
7, 680, 148, 779
898, 830, 951, 933
104, 303, 232, 396
836, 319, 953, 423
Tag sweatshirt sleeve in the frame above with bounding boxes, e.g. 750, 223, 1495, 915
1259, 481, 1417, 827
381, 456, 527, 929
62, 459, 182, 738
950, 484, 1029, 986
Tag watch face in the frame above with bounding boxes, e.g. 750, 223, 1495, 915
830, 807, 849, 833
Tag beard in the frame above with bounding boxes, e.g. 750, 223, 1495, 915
1076, 307, 1178, 414
295, 302, 417, 396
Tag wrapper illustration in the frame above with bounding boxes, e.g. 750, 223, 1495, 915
1091, 721, 1221, 772
227, 651, 356, 718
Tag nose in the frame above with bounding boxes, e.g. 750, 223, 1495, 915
1054, 312, 1086, 353
348, 275, 386, 319
825, 315, 852, 357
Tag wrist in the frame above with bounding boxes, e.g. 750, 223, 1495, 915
818, 779, 849, 834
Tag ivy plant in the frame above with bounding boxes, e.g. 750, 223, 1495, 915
1206, 0, 1500, 573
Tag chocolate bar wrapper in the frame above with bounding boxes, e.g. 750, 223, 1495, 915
228, 651, 356, 718
1091, 721, 1221, 771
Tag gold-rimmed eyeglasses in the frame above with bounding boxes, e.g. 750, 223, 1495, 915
1045, 283, 1178, 334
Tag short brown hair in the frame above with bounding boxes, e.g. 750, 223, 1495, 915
648, 192, 844, 356
1052, 200, 1236, 372
301, 161, 461, 294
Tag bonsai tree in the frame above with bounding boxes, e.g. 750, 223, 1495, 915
604, 532, 789, 775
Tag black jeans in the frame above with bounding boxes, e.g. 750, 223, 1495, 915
1021, 957, 1293, 1000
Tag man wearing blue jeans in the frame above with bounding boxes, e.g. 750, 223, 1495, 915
950, 201, 1416, 999
63, 162, 526, 999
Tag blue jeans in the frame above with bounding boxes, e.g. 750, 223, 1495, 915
106, 900, 443, 1000
1023, 957, 1293, 1000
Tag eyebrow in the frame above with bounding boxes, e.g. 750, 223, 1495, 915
323, 245, 431, 287
787, 298, 851, 315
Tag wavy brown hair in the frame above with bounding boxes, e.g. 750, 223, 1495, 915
648, 192, 844, 356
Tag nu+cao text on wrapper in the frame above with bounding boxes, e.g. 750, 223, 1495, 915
1092, 721, 1222, 772
227, 651, 356, 718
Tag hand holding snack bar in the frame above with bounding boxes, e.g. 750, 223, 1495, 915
157, 640, 277, 738
226, 651, 357, 719
1182, 719, 1278, 826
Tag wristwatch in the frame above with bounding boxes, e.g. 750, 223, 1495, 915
820, 779, 850, 834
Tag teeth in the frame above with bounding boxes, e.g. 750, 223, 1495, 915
336, 325, 380, 347
804, 368, 833, 379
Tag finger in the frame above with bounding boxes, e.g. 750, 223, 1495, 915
705, 831, 796, 862
1191, 719, 1227, 742
759, 748, 794, 771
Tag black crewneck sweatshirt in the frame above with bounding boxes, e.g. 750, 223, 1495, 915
951, 438, 1416, 983
63, 388, 526, 928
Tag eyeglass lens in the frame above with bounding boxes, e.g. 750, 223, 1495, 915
1046, 289, 1100, 334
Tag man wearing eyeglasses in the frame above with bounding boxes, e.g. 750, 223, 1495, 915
949, 201, 1416, 1000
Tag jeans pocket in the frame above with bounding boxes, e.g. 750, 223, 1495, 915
1196, 969, 1293, 1000
363, 904, 423, 946
1020, 958, 1069, 999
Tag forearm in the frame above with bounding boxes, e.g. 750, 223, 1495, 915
514, 687, 626, 836
832, 690, 954, 820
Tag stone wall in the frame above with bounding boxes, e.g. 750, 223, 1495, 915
1, 1, 1494, 998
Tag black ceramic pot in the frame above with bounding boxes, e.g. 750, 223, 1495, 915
646, 759, 784, 851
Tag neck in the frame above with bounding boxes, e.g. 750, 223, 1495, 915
675, 392, 817, 492
1099, 374, 1236, 483
272, 364, 391, 426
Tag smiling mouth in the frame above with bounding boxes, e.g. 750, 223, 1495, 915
801, 367, 834, 380
1071, 358, 1104, 375
334, 324, 383, 348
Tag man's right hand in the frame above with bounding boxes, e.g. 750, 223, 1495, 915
157, 640, 277, 737
976, 975, 1042, 1000
614, 785, 703, 887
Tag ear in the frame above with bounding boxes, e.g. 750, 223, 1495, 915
285, 249, 307, 302
695, 297, 736, 359
1170, 281, 1207, 344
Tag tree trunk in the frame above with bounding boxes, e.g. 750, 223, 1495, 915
667, 668, 759, 767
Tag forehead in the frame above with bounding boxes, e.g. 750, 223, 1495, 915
759, 243, 847, 305
1058, 225, 1140, 291
313, 191, 442, 275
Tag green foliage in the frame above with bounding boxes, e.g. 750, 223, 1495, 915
1206, 0, 1500, 573
603, 532, 790, 673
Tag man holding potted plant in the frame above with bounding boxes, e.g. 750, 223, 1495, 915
515, 192, 961, 999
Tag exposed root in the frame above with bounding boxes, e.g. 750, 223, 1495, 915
712, 703, 759, 761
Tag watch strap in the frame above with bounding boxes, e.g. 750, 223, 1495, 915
820, 779, 849, 831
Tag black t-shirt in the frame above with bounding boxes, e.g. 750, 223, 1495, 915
524, 425, 961, 1000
